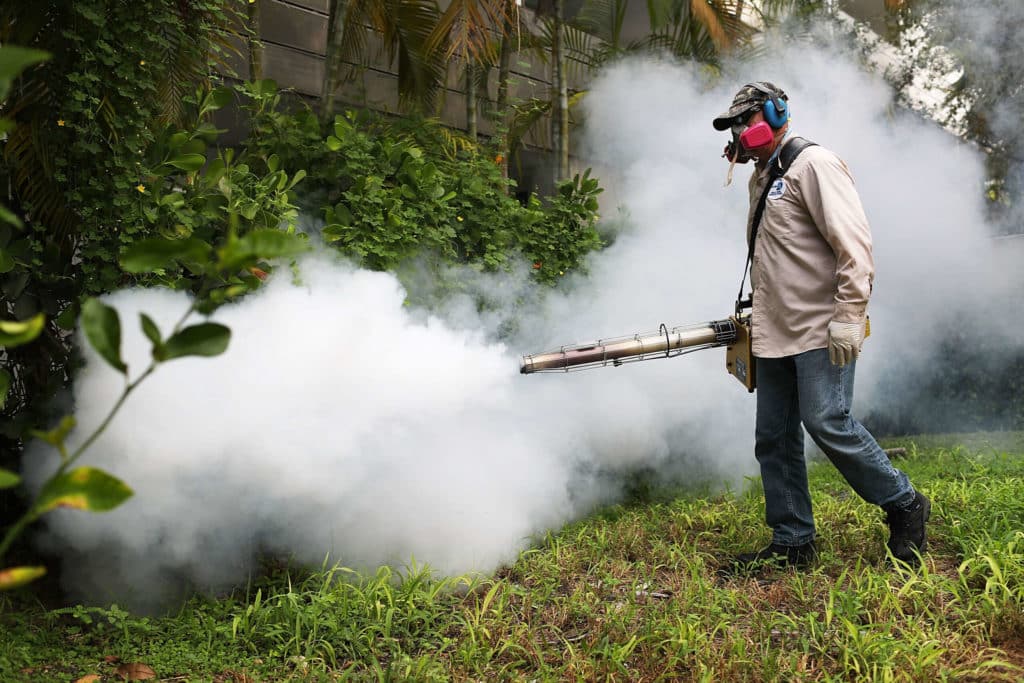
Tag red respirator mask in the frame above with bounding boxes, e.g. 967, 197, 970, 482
739, 121, 774, 151
724, 121, 775, 164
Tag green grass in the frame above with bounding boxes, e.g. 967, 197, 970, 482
2, 433, 1023, 682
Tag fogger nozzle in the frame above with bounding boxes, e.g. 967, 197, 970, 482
520, 319, 739, 374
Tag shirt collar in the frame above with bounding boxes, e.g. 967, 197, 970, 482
757, 129, 795, 178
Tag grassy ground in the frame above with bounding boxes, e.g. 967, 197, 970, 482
2, 433, 1023, 682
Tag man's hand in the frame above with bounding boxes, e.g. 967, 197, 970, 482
828, 320, 865, 367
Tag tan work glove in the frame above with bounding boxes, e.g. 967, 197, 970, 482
827, 320, 865, 367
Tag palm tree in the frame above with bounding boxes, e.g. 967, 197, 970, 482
424, 0, 522, 141
641, 0, 752, 65
320, 0, 446, 124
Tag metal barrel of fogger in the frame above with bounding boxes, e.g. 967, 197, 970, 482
520, 318, 739, 374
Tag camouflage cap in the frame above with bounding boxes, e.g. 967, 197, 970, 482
712, 82, 787, 131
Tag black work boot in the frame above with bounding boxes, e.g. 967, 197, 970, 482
884, 491, 931, 567
722, 541, 817, 575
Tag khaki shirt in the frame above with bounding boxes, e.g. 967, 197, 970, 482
746, 143, 874, 358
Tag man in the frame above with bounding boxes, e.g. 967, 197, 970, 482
712, 82, 930, 570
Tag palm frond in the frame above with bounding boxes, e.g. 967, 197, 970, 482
1, 43, 75, 237
561, 25, 600, 84
338, 0, 371, 69
5, 119, 75, 236
563, 24, 599, 67
646, 0, 755, 57
689, 0, 729, 50
394, 0, 447, 110
353, 0, 446, 111
570, 0, 629, 47
435, 123, 480, 159
507, 97, 552, 152
425, 0, 511, 63
151, 3, 243, 126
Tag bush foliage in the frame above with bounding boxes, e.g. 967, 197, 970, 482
242, 86, 604, 282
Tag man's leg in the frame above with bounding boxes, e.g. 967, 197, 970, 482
794, 348, 929, 564
754, 355, 816, 547
794, 349, 912, 505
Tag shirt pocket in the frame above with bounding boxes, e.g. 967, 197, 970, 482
761, 185, 799, 242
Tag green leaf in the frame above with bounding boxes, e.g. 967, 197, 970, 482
321, 224, 346, 243
55, 304, 78, 330
0, 205, 22, 229
217, 230, 308, 272
0, 566, 46, 591
327, 203, 353, 226
0, 313, 44, 348
158, 192, 186, 209
201, 86, 233, 116
256, 78, 277, 96
326, 135, 342, 151
182, 139, 207, 156
167, 132, 189, 149
286, 170, 307, 191
31, 415, 76, 449
140, 313, 162, 347
333, 114, 355, 136
167, 153, 206, 172
205, 158, 226, 184
2, 271, 28, 300
35, 467, 133, 514
160, 323, 230, 361
0, 46, 50, 82
0, 368, 8, 410
81, 298, 126, 373
0, 467, 19, 489
121, 237, 212, 273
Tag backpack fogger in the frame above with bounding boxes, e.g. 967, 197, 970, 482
519, 139, 818, 392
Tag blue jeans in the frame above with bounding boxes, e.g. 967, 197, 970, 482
755, 348, 915, 546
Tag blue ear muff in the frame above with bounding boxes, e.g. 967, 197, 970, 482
764, 98, 789, 129
742, 82, 790, 129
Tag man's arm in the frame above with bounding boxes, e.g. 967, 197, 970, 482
800, 152, 875, 324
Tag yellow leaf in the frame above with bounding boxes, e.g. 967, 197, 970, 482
35, 467, 132, 514
53, 494, 90, 510
75, 675, 102, 683
0, 565, 46, 590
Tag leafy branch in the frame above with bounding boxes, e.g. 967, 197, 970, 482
0, 225, 309, 590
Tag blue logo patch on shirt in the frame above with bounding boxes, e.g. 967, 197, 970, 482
767, 178, 786, 200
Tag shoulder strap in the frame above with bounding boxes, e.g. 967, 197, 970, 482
748, 137, 817, 254
735, 137, 818, 313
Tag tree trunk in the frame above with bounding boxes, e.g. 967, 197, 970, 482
496, 8, 513, 185
321, 0, 346, 126
247, 0, 262, 79
466, 63, 478, 141
552, 0, 570, 182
